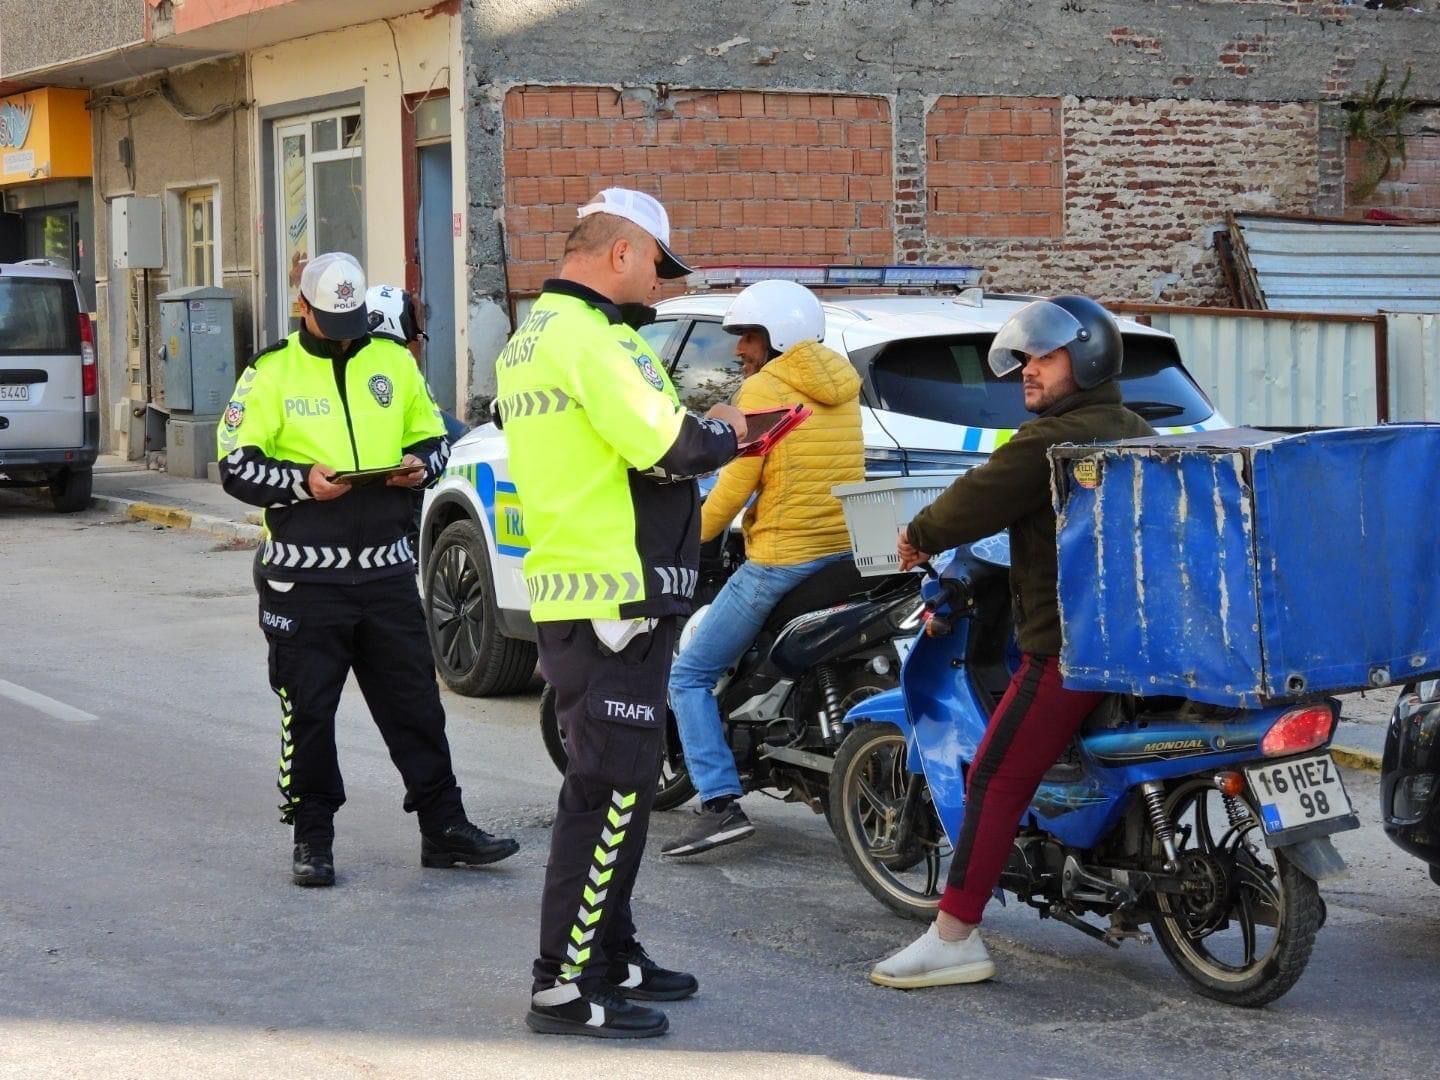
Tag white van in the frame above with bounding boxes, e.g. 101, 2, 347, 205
0, 260, 99, 512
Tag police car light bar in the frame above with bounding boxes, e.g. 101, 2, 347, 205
693, 264, 983, 290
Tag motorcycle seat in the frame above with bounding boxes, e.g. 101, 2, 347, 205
761, 557, 872, 635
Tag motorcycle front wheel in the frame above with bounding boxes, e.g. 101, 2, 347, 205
829, 722, 951, 922
1148, 777, 1323, 1007
539, 683, 697, 811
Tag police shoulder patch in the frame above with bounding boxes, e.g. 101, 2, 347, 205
635, 353, 665, 391
368, 374, 394, 407
223, 400, 245, 431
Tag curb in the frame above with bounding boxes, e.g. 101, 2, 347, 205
93, 494, 263, 544
1331, 745, 1382, 772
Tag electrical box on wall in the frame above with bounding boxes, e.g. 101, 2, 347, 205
158, 285, 236, 417
110, 196, 163, 269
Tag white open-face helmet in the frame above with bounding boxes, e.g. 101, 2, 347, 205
722, 279, 824, 354
366, 284, 424, 345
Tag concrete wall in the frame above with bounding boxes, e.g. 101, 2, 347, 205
90, 57, 254, 445
0, 0, 145, 78
461, 0, 1440, 413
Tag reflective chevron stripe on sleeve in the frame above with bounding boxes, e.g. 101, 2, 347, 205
425, 440, 451, 481
223, 447, 313, 504
653, 566, 698, 598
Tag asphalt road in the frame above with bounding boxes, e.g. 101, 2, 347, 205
2, 495, 1437, 1079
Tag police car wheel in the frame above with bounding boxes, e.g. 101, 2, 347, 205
424, 519, 538, 696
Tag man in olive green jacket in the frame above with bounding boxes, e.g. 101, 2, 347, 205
872, 296, 1154, 990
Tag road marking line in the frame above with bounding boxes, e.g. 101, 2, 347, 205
0, 680, 97, 723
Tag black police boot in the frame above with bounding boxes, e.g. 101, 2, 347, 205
607, 942, 699, 1001
420, 821, 520, 868
292, 843, 335, 887
526, 981, 669, 1039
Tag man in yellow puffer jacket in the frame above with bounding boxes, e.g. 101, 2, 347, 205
664, 280, 864, 857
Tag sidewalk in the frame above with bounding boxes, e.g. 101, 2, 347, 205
1333, 687, 1396, 771
93, 455, 263, 543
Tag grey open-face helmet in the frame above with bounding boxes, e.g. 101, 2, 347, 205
987, 295, 1124, 390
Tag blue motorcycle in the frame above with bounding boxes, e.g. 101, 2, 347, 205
830, 536, 1357, 1007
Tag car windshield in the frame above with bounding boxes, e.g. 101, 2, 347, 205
0, 278, 79, 355
867, 332, 1214, 429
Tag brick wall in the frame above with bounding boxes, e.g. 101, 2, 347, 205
926, 97, 1062, 240
499, 86, 1324, 310
923, 96, 1319, 305
1345, 106, 1440, 218
501, 86, 894, 295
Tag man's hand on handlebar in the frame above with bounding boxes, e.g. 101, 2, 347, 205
897, 527, 930, 572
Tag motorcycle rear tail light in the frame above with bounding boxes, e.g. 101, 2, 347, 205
1260, 705, 1336, 758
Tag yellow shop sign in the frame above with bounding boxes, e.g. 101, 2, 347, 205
0, 88, 92, 186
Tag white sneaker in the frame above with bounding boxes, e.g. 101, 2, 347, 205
869, 923, 996, 988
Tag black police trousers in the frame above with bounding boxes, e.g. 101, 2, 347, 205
257, 571, 467, 846
532, 616, 678, 991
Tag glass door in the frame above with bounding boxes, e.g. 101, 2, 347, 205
273, 108, 364, 334
23, 205, 78, 268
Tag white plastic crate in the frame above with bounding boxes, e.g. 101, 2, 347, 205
832, 474, 962, 576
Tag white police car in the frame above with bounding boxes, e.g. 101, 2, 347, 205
419, 266, 1228, 696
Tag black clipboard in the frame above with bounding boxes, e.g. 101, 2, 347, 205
327, 463, 424, 485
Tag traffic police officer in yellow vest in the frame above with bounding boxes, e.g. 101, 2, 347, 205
501, 190, 746, 1038
218, 251, 519, 888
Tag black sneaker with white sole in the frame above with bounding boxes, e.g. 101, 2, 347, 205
661, 800, 755, 858
607, 943, 698, 1001
526, 981, 669, 1039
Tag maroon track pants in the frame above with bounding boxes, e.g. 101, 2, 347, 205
938, 653, 1105, 925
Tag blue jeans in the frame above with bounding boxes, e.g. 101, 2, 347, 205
669, 553, 851, 804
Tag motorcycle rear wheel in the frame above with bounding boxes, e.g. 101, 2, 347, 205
829, 722, 951, 922
539, 683, 697, 811
1149, 778, 1322, 1007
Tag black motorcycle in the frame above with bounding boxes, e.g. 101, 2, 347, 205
540, 536, 922, 818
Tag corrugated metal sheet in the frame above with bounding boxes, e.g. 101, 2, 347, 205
1388, 313, 1440, 421
1233, 214, 1440, 315
1141, 310, 1381, 427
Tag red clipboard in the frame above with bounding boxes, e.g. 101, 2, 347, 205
736, 403, 812, 457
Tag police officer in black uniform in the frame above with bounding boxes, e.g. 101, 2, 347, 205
218, 251, 518, 887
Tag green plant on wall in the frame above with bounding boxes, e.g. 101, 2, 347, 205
1347, 64, 1417, 203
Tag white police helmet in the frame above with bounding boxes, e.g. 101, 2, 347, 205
721, 279, 824, 354
365, 284, 423, 345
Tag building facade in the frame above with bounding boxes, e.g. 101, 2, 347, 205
0, 0, 464, 454
460, 0, 1440, 416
